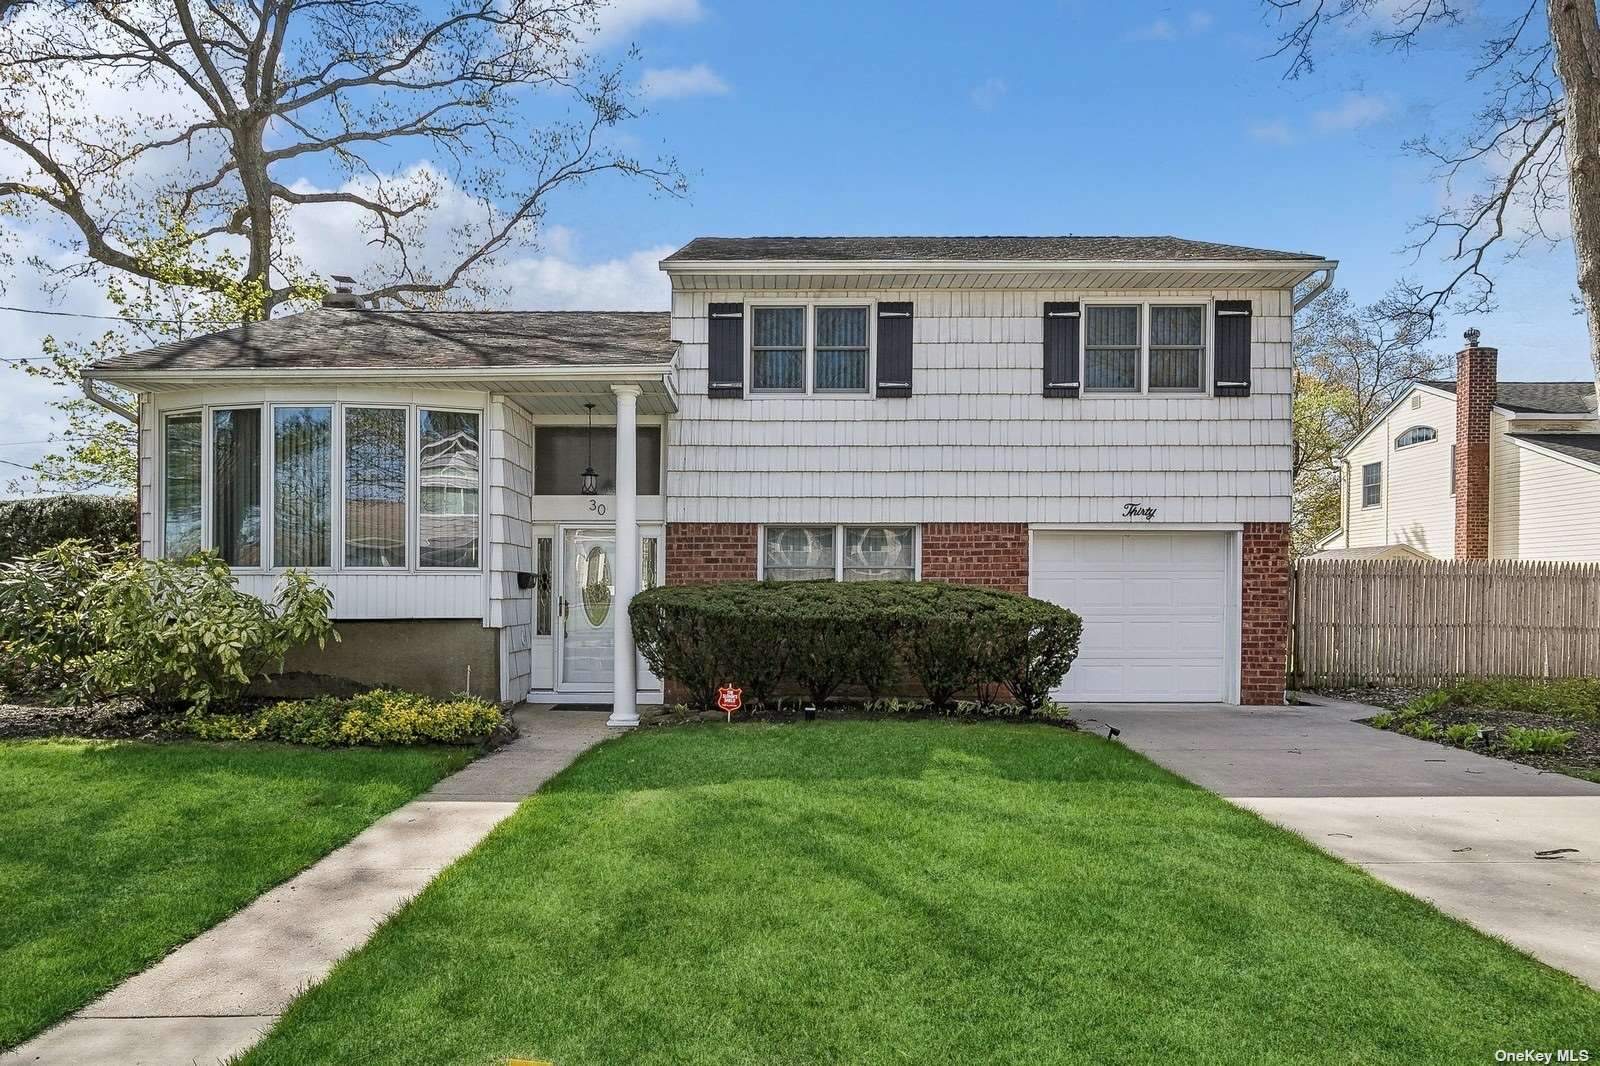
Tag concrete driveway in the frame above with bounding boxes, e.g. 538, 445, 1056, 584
1074, 695, 1600, 990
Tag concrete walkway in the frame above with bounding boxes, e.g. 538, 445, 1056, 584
3, 706, 614, 1066
1075, 696, 1600, 989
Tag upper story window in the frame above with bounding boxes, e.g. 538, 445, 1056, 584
750, 304, 871, 395
1395, 425, 1437, 448
160, 402, 481, 571
1083, 302, 1207, 394
1362, 461, 1383, 508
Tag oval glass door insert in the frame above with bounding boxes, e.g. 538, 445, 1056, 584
581, 547, 613, 626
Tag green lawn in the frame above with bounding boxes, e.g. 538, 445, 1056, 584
244, 722, 1595, 1065
0, 739, 468, 1049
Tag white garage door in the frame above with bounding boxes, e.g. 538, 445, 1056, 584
1031, 532, 1235, 703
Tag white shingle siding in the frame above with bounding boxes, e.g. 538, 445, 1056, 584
668, 288, 1293, 524
1491, 422, 1600, 562
487, 396, 535, 700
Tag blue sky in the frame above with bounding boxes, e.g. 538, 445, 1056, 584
1, 0, 1592, 490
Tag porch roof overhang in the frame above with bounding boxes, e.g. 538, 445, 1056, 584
660, 259, 1339, 292
86, 362, 681, 415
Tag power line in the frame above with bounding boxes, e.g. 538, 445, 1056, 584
0, 303, 187, 325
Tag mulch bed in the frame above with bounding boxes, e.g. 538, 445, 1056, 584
638, 702, 1079, 731
1310, 686, 1600, 782
0, 698, 182, 742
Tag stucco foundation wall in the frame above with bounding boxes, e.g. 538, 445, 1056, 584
271, 620, 501, 702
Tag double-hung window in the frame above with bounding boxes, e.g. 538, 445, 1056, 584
162, 411, 203, 558
1082, 302, 1208, 394
764, 525, 918, 582
418, 409, 481, 568
1362, 462, 1383, 508
750, 304, 871, 395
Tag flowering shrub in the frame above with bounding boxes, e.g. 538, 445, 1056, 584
183, 689, 504, 747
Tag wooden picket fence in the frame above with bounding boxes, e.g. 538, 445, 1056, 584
1291, 557, 1600, 687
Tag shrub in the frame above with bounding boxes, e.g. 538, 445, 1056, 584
1449, 678, 1600, 723
630, 580, 1083, 713
0, 495, 136, 562
0, 541, 336, 706
1398, 717, 1439, 740
1444, 722, 1484, 747
183, 689, 503, 746
1501, 726, 1577, 754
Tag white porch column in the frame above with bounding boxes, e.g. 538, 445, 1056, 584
608, 384, 641, 728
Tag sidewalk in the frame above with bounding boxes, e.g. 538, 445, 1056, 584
1075, 695, 1600, 989
3, 706, 614, 1066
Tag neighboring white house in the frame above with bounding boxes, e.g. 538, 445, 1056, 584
1318, 332, 1600, 563
86, 235, 1336, 715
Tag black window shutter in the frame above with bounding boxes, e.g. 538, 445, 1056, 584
876, 302, 913, 397
706, 302, 744, 398
1214, 300, 1252, 397
1042, 301, 1080, 398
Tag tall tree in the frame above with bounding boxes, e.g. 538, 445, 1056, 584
1291, 288, 1452, 552
1264, 0, 1600, 406
0, 0, 684, 316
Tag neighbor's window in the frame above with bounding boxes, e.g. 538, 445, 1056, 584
843, 526, 916, 581
1396, 425, 1437, 448
1148, 305, 1205, 391
418, 409, 480, 568
162, 411, 202, 558
1362, 461, 1382, 508
532, 426, 663, 495
273, 406, 332, 568
764, 526, 836, 581
1084, 305, 1140, 391
344, 407, 407, 567
751, 306, 805, 391
814, 306, 869, 391
212, 408, 262, 566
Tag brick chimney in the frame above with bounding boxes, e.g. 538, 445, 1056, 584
1453, 327, 1495, 560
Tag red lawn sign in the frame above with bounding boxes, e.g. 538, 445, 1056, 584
716, 684, 743, 722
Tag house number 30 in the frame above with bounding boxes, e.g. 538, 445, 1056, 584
588, 499, 608, 516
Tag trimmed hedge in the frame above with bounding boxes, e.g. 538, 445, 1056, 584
629, 581, 1083, 712
181, 689, 505, 747
0, 495, 136, 562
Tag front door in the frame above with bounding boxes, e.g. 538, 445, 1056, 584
559, 528, 616, 690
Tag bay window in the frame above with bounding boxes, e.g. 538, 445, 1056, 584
418, 409, 480, 568
212, 408, 262, 566
162, 411, 202, 558
344, 407, 407, 568
764, 525, 918, 582
273, 406, 332, 568
158, 400, 483, 571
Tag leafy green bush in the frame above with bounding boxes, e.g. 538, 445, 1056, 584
1398, 689, 1455, 719
1449, 678, 1600, 723
0, 541, 336, 706
1501, 726, 1577, 754
183, 690, 503, 746
630, 581, 1083, 712
0, 495, 136, 563
1398, 717, 1440, 740
1443, 722, 1483, 747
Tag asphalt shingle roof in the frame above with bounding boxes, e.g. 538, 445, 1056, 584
1420, 379, 1598, 416
1508, 432, 1600, 466
662, 235, 1326, 263
89, 309, 675, 373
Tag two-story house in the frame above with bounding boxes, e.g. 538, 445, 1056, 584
1317, 330, 1600, 562
86, 235, 1336, 718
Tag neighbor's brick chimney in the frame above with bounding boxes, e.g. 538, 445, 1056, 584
1454, 327, 1495, 560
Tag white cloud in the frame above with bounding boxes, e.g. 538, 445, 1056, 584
1188, 10, 1214, 32
1130, 17, 1179, 41
970, 77, 1008, 110
1249, 120, 1295, 145
639, 63, 730, 100
1313, 93, 1390, 132
593, 0, 704, 43
1129, 10, 1211, 41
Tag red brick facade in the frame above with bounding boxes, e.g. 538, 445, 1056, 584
664, 522, 758, 584
1240, 521, 1291, 705
1454, 337, 1496, 560
918, 522, 1030, 593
